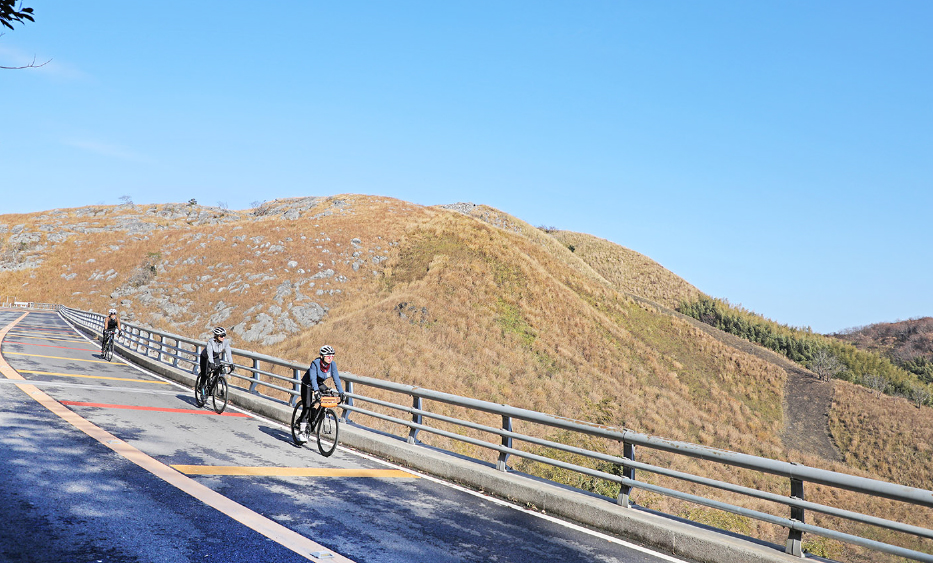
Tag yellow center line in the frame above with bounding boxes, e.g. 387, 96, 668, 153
5, 352, 121, 364
18, 370, 171, 385
172, 466, 419, 478
0, 313, 354, 562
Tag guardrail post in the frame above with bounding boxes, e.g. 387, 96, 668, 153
497, 415, 513, 471
291, 368, 302, 407
785, 478, 805, 557
249, 358, 261, 393
341, 380, 353, 423
156, 334, 164, 362
408, 396, 422, 444
171, 338, 180, 367
617, 441, 636, 507
193, 345, 203, 374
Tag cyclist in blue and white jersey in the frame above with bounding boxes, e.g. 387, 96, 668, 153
298, 345, 345, 436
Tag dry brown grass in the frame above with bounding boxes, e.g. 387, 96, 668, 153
830, 381, 933, 489
2, 195, 932, 560
549, 230, 705, 310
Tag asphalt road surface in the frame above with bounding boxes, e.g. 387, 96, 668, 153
0, 309, 690, 563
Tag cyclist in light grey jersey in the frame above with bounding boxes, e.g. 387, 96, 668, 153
200, 326, 232, 377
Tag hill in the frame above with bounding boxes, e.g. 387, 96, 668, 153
2, 195, 932, 560
832, 318, 933, 383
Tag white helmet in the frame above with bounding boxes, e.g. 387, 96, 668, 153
108, 308, 117, 314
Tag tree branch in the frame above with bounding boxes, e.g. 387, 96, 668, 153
0, 53, 50, 69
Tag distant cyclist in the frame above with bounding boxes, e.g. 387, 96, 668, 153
200, 326, 233, 378
101, 308, 121, 354
298, 345, 345, 436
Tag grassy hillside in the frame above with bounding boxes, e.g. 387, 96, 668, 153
547, 230, 705, 310
2, 195, 931, 560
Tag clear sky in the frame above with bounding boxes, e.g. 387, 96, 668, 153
2, 2, 930, 334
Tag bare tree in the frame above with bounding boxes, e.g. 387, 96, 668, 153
119, 195, 133, 206
809, 348, 843, 382
863, 374, 887, 396
911, 385, 931, 408
217, 201, 229, 210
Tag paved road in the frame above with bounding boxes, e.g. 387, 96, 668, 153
0, 309, 690, 563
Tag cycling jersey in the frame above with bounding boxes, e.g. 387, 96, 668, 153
302, 358, 344, 393
204, 337, 232, 368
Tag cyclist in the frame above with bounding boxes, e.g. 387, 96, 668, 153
200, 326, 233, 380
297, 345, 345, 437
101, 308, 121, 354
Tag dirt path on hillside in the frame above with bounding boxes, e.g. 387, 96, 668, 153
632, 297, 843, 462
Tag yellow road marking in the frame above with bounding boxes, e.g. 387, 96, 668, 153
0, 313, 354, 562
172, 466, 419, 478
5, 352, 119, 364
19, 370, 171, 384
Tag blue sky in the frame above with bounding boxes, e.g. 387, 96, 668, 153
2, 2, 930, 334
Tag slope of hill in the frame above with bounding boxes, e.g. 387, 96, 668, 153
548, 230, 705, 311
833, 318, 933, 358
832, 317, 933, 382
2, 195, 932, 560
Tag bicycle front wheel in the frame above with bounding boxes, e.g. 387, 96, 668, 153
316, 409, 339, 457
212, 376, 228, 414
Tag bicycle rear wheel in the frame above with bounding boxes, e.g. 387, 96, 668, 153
316, 409, 339, 457
212, 376, 228, 414
194, 374, 207, 407
291, 401, 309, 445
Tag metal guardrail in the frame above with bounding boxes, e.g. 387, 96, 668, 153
56, 305, 933, 562
0, 300, 58, 310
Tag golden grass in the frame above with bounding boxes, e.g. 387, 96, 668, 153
830, 381, 933, 489
549, 230, 705, 310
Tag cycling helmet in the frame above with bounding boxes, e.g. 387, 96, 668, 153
320, 345, 335, 356
213, 326, 227, 337
108, 308, 117, 314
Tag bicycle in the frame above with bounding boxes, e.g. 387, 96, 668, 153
291, 388, 342, 456
195, 361, 231, 414
101, 330, 116, 362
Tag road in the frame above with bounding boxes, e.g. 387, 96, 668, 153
0, 309, 689, 563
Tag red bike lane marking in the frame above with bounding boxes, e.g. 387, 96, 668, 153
3, 341, 100, 353
8, 327, 79, 335
59, 400, 250, 417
